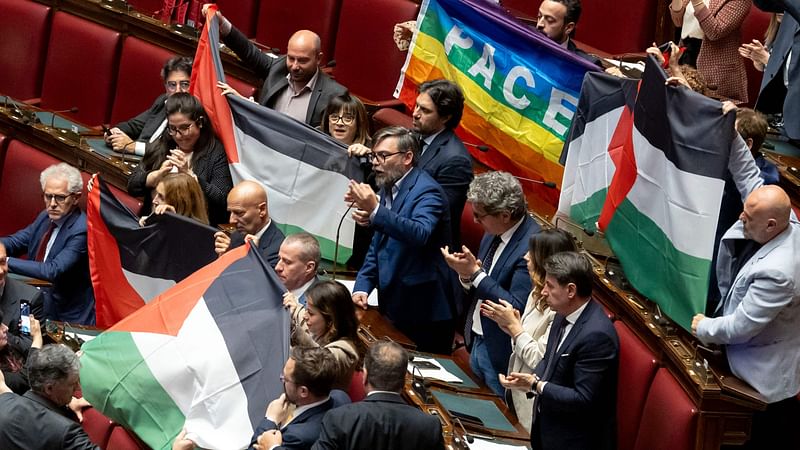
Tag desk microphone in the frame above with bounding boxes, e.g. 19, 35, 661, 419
410, 362, 430, 403
453, 417, 475, 445
463, 141, 490, 152
332, 201, 356, 280
462, 141, 558, 188
323, 59, 337, 69
49, 107, 79, 129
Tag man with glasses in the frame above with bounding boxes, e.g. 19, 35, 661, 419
348, 127, 457, 354
105, 55, 193, 155
441, 171, 539, 395
205, 5, 346, 128
1, 163, 95, 325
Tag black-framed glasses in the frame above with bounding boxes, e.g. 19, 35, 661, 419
279, 374, 296, 384
328, 113, 355, 125
165, 80, 191, 92
43, 193, 73, 204
168, 122, 196, 136
366, 151, 405, 163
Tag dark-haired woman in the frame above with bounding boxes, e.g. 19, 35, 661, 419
284, 280, 365, 390
0, 312, 42, 394
127, 92, 232, 226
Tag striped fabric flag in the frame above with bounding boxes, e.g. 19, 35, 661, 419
191, 6, 363, 262
80, 245, 289, 450
87, 175, 218, 328
558, 57, 734, 330
395, 0, 599, 205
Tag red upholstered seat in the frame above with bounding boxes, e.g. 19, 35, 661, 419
371, 107, 413, 134
39, 12, 121, 126
227, 76, 258, 101
615, 321, 659, 450
0, 0, 51, 101
254, 0, 341, 61
332, 0, 419, 102
741, 6, 772, 108
216, 0, 260, 38
0, 140, 60, 236
347, 369, 366, 402
109, 37, 176, 126
460, 202, 483, 255
107, 425, 147, 450
81, 408, 115, 448
633, 368, 697, 450
576, 0, 657, 55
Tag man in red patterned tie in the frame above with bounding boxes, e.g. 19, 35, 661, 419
1, 163, 94, 325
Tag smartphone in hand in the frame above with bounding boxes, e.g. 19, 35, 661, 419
20, 300, 31, 335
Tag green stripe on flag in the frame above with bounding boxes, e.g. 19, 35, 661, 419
276, 223, 353, 264
80, 332, 185, 450
570, 188, 607, 233
606, 199, 710, 330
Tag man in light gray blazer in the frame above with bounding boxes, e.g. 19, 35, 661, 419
693, 184, 800, 450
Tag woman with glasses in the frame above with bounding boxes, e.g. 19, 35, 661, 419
127, 93, 233, 226
321, 93, 371, 147
480, 228, 577, 432
284, 280, 365, 390
106, 55, 193, 155
0, 311, 42, 394
322, 93, 375, 269
139, 172, 209, 226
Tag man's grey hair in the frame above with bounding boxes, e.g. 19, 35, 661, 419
284, 232, 321, 267
40, 163, 83, 194
467, 171, 527, 220
27, 344, 80, 394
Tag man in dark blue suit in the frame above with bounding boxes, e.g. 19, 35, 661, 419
413, 80, 474, 248
214, 180, 285, 267
754, 0, 800, 141
248, 347, 349, 450
349, 127, 457, 354
501, 252, 618, 450
442, 172, 538, 395
1, 163, 94, 325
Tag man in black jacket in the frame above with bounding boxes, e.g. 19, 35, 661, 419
0, 241, 43, 354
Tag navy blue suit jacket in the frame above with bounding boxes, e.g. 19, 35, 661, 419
533, 300, 618, 450
114, 93, 167, 143
755, 0, 800, 139
354, 168, 456, 325
418, 129, 473, 247
230, 221, 285, 267
248, 391, 350, 450
471, 215, 538, 372
2, 209, 95, 325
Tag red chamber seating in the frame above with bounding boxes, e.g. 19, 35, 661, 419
38, 12, 121, 126
82, 407, 115, 448
614, 321, 660, 450
216, 0, 260, 38
0, 140, 60, 236
226, 76, 258, 100
633, 368, 698, 450
459, 202, 483, 254
347, 369, 367, 402
371, 107, 412, 134
741, 6, 771, 108
0, 0, 51, 101
108, 37, 176, 127
332, 0, 419, 104
255, 0, 341, 63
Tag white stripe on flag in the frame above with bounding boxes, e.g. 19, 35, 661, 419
122, 269, 176, 304
627, 127, 725, 260
133, 298, 253, 450
230, 130, 356, 247
558, 106, 623, 216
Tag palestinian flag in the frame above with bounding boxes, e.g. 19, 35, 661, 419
191, 6, 363, 263
80, 245, 289, 450
87, 176, 218, 328
558, 57, 734, 330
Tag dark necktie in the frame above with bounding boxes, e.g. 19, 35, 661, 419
463, 235, 503, 347
531, 317, 567, 427
35, 222, 56, 262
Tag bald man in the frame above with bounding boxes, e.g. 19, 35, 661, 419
214, 181, 285, 266
204, 4, 346, 127
693, 185, 800, 449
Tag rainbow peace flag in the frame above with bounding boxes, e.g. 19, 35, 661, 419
395, 0, 599, 205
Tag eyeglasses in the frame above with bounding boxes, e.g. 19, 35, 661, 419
168, 122, 196, 136
328, 114, 355, 125
279, 374, 296, 384
165, 80, 191, 92
43, 193, 73, 204
366, 151, 405, 163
